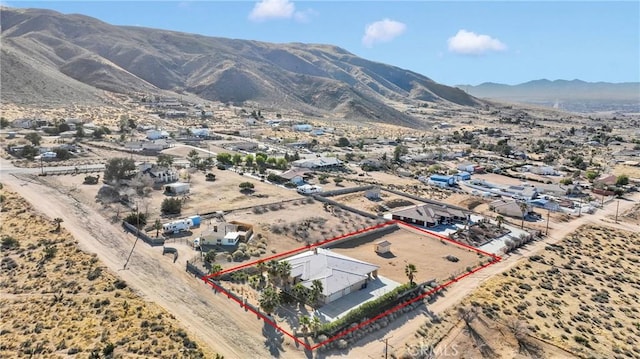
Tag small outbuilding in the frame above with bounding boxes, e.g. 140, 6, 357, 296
164, 182, 190, 195
374, 240, 391, 254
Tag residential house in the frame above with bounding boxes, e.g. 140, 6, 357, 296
292, 124, 313, 132
292, 157, 343, 170
391, 204, 467, 227
489, 199, 530, 218
146, 129, 170, 140
278, 168, 310, 186
138, 162, 179, 184
199, 221, 253, 246
283, 248, 379, 304
594, 174, 617, 188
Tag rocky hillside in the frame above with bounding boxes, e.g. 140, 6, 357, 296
1, 7, 480, 127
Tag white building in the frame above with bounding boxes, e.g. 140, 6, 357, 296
284, 248, 379, 304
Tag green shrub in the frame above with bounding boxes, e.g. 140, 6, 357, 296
161, 198, 182, 215
318, 283, 415, 336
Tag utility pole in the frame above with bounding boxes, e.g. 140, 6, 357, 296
123, 205, 140, 270
545, 210, 550, 236
380, 336, 393, 359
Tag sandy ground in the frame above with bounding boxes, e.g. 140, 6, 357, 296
438, 224, 640, 358
0, 170, 309, 359
329, 226, 488, 284
0, 189, 214, 358
324, 191, 640, 358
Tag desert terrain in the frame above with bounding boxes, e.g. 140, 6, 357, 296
0, 187, 214, 358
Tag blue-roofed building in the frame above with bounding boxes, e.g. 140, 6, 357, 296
427, 174, 456, 187
456, 171, 471, 181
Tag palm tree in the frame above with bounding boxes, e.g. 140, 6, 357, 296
298, 315, 311, 337
153, 219, 162, 237
277, 261, 292, 287
310, 315, 322, 337
291, 283, 308, 305
257, 261, 266, 275
309, 280, 323, 307
405, 263, 417, 286
267, 260, 279, 285
259, 286, 280, 315
53, 217, 63, 232
518, 202, 528, 229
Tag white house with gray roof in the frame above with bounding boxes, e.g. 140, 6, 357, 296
283, 248, 379, 304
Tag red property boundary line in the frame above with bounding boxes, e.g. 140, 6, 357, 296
201, 220, 502, 352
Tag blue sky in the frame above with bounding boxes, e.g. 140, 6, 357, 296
4, 1, 640, 85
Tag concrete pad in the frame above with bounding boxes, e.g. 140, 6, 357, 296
315, 276, 401, 322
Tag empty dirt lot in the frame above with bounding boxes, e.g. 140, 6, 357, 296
328, 225, 492, 284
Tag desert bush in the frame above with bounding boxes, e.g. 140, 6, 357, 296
1, 236, 19, 249
161, 198, 182, 215
445, 255, 459, 262
232, 250, 245, 261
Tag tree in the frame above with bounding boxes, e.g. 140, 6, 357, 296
25, 132, 42, 146
216, 152, 232, 165
161, 198, 182, 215
239, 182, 255, 192
259, 286, 280, 315
616, 174, 629, 187
496, 215, 504, 229
585, 171, 598, 182
187, 150, 201, 168
204, 250, 217, 264
21, 145, 39, 160
277, 261, 292, 287
336, 137, 351, 147
153, 219, 162, 237
257, 261, 267, 275
298, 315, 310, 336
405, 263, 417, 285
333, 177, 344, 186
230, 154, 242, 168
244, 154, 254, 168
266, 260, 279, 285
0, 117, 9, 129
157, 154, 174, 168
276, 158, 288, 170
310, 315, 321, 337
53, 148, 71, 161
309, 279, 323, 307
104, 158, 136, 183
393, 144, 408, 162
255, 153, 267, 169
76, 125, 85, 138
53, 217, 63, 232
519, 202, 528, 229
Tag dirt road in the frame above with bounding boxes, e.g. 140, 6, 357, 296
1, 172, 306, 359
333, 192, 640, 358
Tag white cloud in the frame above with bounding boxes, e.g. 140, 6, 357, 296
362, 19, 406, 48
293, 8, 317, 23
447, 29, 507, 55
249, 0, 295, 22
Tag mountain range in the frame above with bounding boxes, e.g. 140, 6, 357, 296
0, 7, 481, 128
458, 79, 640, 112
